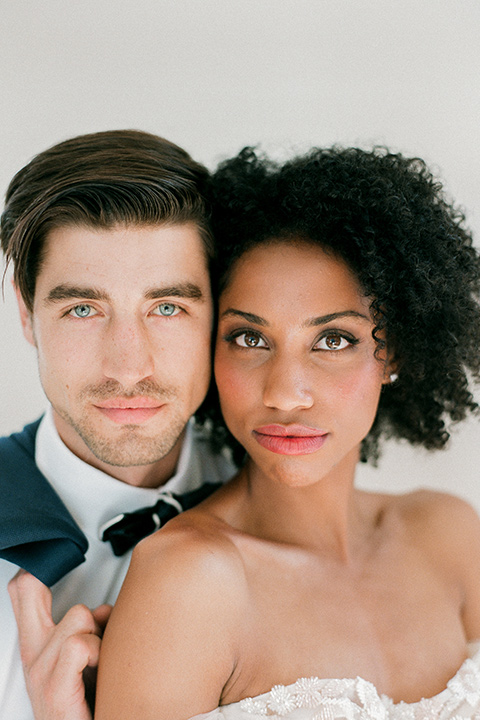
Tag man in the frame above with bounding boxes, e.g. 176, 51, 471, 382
0, 130, 234, 719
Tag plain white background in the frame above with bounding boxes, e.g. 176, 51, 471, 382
1, 0, 479, 505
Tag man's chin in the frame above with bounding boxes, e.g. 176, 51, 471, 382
84, 432, 181, 467
64, 411, 186, 466
53, 405, 188, 471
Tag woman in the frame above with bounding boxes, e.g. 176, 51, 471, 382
95, 147, 480, 719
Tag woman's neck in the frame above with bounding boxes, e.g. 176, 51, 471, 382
233, 448, 380, 564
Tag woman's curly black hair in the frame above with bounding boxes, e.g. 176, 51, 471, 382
199, 145, 480, 465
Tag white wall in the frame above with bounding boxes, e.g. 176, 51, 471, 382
1, 0, 479, 505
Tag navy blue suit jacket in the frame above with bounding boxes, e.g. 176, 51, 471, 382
0, 419, 88, 586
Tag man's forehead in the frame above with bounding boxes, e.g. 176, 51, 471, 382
41, 223, 209, 272
35, 223, 212, 304
44, 220, 198, 247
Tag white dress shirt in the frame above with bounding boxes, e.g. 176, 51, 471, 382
0, 408, 235, 719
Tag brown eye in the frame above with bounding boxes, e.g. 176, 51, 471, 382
233, 332, 267, 348
314, 333, 352, 351
325, 333, 342, 349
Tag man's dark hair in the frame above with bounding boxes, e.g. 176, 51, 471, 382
209, 146, 480, 464
1, 129, 213, 311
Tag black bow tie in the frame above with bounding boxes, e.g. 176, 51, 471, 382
99, 482, 221, 556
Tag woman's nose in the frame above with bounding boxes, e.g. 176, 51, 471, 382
262, 353, 314, 412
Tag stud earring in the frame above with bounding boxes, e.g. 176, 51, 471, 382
389, 373, 399, 383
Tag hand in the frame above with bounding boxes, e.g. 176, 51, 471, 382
8, 570, 112, 720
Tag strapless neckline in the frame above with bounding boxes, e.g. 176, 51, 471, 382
190, 641, 480, 718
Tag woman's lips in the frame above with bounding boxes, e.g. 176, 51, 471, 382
252, 424, 328, 455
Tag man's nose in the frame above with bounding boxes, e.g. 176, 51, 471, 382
262, 353, 314, 412
102, 318, 155, 386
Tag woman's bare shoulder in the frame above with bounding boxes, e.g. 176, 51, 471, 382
97, 510, 248, 719
401, 489, 480, 640
384, 489, 480, 578
127, 508, 249, 603
377, 488, 479, 545
389, 488, 480, 532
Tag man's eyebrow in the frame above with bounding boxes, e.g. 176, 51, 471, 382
44, 283, 206, 305
145, 284, 205, 301
44, 285, 109, 304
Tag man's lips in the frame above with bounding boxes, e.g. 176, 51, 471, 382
93, 397, 165, 424
252, 424, 328, 455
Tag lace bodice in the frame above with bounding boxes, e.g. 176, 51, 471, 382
190, 642, 480, 719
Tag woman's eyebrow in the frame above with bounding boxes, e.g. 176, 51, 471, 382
306, 310, 370, 327
220, 308, 268, 326
220, 309, 370, 327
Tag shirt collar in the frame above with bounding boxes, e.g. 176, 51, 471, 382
35, 407, 199, 538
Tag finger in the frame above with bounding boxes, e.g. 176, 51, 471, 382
8, 570, 55, 662
26, 616, 101, 719
8, 570, 54, 629
37, 634, 102, 720
92, 604, 113, 634
47, 633, 102, 703
34, 603, 100, 673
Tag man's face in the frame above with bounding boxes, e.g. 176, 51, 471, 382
16, 223, 213, 487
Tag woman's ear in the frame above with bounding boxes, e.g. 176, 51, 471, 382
14, 283, 36, 347
383, 355, 399, 385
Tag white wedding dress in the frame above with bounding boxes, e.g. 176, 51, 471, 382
190, 642, 480, 719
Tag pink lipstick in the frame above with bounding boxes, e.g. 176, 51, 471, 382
252, 424, 328, 455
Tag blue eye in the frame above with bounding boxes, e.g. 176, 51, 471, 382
69, 304, 96, 318
153, 303, 181, 317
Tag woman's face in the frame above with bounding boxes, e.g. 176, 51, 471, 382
214, 240, 393, 487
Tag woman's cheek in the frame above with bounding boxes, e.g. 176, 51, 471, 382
216, 358, 254, 422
